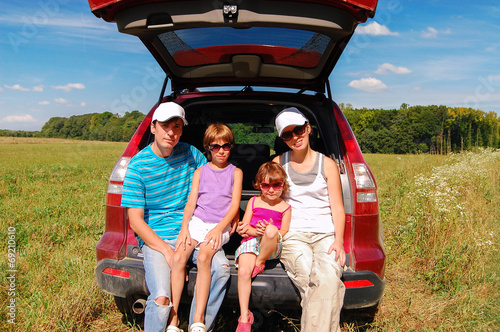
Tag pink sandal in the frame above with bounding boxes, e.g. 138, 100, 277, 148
251, 264, 265, 278
236, 310, 254, 332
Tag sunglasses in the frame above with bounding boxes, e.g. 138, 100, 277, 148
209, 143, 232, 152
260, 182, 284, 191
281, 123, 307, 142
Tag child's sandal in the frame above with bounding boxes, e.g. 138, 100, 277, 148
251, 264, 265, 278
235, 310, 254, 332
189, 322, 207, 332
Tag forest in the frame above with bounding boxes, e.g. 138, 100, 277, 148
340, 104, 499, 154
40, 110, 145, 142
1, 105, 498, 154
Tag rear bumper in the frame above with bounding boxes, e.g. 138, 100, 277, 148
95, 258, 148, 298
96, 256, 384, 309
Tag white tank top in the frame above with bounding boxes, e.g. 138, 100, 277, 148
282, 151, 335, 233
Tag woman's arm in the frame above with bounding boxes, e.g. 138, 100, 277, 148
324, 156, 346, 267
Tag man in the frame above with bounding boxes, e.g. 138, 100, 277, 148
121, 102, 230, 332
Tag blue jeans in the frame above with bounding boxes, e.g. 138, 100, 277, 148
142, 241, 230, 332
189, 248, 230, 331
142, 240, 177, 332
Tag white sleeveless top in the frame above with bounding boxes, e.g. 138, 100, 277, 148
282, 151, 335, 233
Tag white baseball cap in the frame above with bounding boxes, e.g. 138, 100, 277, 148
152, 102, 188, 125
275, 107, 309, 136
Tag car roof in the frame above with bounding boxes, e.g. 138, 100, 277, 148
88, 0, 378, 93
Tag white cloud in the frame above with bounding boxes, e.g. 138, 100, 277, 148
356, 22, 399, 36
4, 84, 47, 92
38, 101, 50, 105
67, 102, 87, 107
4, 84, 30, 91
421, 27, 451, 39
52, 83, 86, 92
348, 77, 388, 92
422, 27, 438, 39
375, 63, 412, 75
54, 98, 68, 104
1, 114, 36, 123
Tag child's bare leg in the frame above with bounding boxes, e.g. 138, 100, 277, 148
169, 241, 197, 326
237, 253, 256, 323
255, 224, 279, 267
192, 244, 218, 323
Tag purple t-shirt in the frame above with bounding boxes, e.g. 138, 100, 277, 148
193, 163, 236, 223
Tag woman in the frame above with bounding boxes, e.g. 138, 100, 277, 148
272, 107, 346, 332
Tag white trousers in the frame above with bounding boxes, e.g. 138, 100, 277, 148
280, 231, 345, 332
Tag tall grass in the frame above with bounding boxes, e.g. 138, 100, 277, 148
362, 149, 499, 331
1, 138, 498, 331
0, 138, 127, 331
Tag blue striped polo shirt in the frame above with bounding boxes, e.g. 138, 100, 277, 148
121, 142, 207, 245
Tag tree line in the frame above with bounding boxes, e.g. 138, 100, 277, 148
340, 104, 500, 154
2, 105, 499, 154
39, 111, 145, 142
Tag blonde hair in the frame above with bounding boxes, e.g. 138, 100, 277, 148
203, 123, 235, 160
253, 161, 289, 196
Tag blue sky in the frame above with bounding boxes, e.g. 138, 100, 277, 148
1, 0, 500, 131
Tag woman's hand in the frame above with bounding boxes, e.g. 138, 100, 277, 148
328, 240, 346, 267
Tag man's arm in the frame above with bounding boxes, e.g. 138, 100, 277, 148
127, 207, 175, 267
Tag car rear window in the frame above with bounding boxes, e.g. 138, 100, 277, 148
158, 27, 331, 68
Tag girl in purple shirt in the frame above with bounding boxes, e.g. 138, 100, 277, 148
170, 124, 243, 332
235, 161, 291, 332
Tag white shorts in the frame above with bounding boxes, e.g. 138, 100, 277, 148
188, 215, 231, 250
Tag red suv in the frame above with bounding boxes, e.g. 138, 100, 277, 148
89, 0, 385, 318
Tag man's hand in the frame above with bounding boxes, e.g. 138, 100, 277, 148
162, 245, 175, 268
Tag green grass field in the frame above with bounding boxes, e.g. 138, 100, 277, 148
0, 138, 498, 331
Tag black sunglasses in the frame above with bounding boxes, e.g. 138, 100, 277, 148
209, 143, 232, 152
281, 123, 307, 142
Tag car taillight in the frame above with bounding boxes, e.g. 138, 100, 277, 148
110, 157, 131, 182
352, 163, 377, 203
107, 157, 131, 206
352, 163, 375, 188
